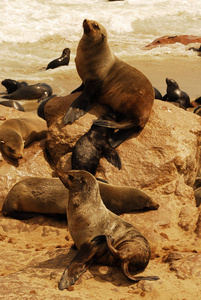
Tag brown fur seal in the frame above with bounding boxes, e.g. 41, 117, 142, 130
72, 124, 121, 175
46, 48, 70, 70
58, 170, 159, 290
0, 116, 47, 159
1, 79, 28, 94
2, 177, 159, 219
2, 83, 53, 101
63, 19, 154, 148
162, 78, 190, 109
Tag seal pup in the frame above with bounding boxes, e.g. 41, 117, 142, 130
63, 19, 154, 148
72, 124, 121, 175
2, 83, 53, 101
0, 116, 47, 160
2, 177, 159, 219
163, 78, 190, 109
46, 48, 71, 70
58, 170, 159, 289
0, 100, 25, 112
1, 79, 28, 94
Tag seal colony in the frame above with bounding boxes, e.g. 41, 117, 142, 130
58, 170, 159, 290
63, 19, 154, 148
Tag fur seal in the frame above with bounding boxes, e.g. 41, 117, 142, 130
2, 177, 159, 219
46, 48, 70, 70
144, 35, 201, 50
163, 78, 190, 109
72, 124, 121, 175
1, 79, 28, 94
2, 83, 53, 101
63, 19, 154, 148
0, 116, 47, 159
0, 100, 25, 111
58, 170, 159, 290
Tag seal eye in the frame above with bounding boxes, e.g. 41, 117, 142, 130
93, 23, 100, 30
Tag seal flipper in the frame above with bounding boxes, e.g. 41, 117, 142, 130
106, 236, 159, 282
109, 127, 143, 148
63, 79, 103, 125
102, 144, 121, 169
59, 241, 99, 290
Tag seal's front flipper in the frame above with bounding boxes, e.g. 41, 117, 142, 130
71, 83, 85, 94
58, 241, 98, 290
63, 79, 102, 125
102, 145, 121, 169
109, 127, 143, 148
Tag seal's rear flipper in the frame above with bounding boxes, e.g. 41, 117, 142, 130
109, 127, 143, 148
102, 145, 121, 169
58, 241, 98, 290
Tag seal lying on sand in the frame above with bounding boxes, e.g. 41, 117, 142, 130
0, 116, 47, 159
2, 83, 53, 101
0, 100, 25, 112
2, 177, 159, 219
46, 48, 70, 70
63, 19, 154, 148
163, 78, 190, 109
72, 124, 121, 175
58, 170, 159, 290
1, 79, 28, 94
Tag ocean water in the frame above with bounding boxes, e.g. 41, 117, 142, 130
0, 0, 201, 104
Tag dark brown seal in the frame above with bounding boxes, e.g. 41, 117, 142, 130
2, 177, 159, 219
58, 170, 159, 290
63, 19, 154, 148
46, 48, 70, 70
162, 78, 190, 109
72, 124, 121, 175
0, 116, 47, 159
1, 79, 28, 94
2, 83, 53, 101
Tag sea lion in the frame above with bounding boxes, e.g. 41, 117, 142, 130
72, 124, 121, 175
2, 177, 159, 220
1, 79, 28, 94
163, 78, 190, 109
46, 48, 71, 70
63, 19, 154, 148
0, 116, 47, 159
0, 100, 25, 112
144, 35, 201, 50
58, 170, 159, 290
2, 83, 53, 101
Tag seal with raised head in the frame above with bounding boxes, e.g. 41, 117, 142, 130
72, 124, 121, 175
2, 177, 159, 219
0, 116, 47, 160
1, 79, 28, 94
163, 78, 190, 109
58, 170, 159, 290
63, 19, 154, 148
46, 48, 71, 70
2, 83, 53, 101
